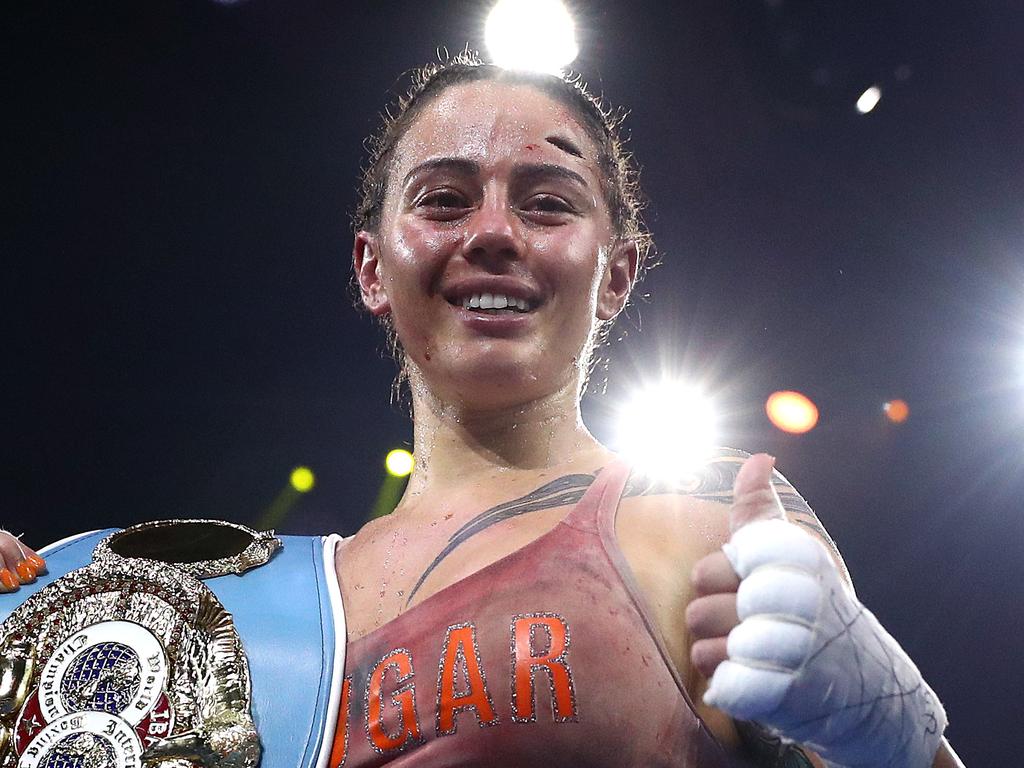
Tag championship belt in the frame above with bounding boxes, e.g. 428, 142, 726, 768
0, 521, 345, 768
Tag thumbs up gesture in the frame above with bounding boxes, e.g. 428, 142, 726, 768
686, 454, 947, 768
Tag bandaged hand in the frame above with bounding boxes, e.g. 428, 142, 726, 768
686, 454, 946, 768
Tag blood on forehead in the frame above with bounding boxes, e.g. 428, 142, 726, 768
394, 83, 595, 170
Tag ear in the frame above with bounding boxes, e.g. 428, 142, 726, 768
353, 231, 390, 316
596, 239, 639, 321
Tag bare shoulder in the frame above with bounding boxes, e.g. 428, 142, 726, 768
336, 513, 383, 556
614, 447, 750, 558
611, 448, 849, 763
617, 447, 849, 581
334, 514, 392, 589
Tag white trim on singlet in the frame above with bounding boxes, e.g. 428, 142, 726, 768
38, 529, 103, 555
315, 533, 349, 768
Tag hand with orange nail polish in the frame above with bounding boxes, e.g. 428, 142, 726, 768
14, 561, 36, 585
0, 569, 17, 592
0, 529, 47, 593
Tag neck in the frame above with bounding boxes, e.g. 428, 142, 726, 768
402, 373, 607, 498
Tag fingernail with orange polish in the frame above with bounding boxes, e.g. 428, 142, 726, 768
27, 554, 46, 572
0, 569, 18, 591
15, 561, 36, 584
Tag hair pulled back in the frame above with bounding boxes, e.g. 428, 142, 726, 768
353, 50, 651, 401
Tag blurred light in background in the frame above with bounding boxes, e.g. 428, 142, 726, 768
373, 449, 414, 519
385, 449, 414, 478
884, 399, 910, 424
856, 85, 882, 114
485, 0, 579, 74
258, 465, 315, 530
290, 466, 315, 492
615, 379, 718, 482
766, 390, 819, 434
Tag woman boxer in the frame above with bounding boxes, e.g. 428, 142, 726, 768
3, 54, 963, 767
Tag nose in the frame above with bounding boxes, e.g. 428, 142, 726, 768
462, 196, 522, 264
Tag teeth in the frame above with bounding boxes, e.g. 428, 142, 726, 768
456, 293, 532, 312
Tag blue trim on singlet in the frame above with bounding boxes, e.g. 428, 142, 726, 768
0, 529, 337, 768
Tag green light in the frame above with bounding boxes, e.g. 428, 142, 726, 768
385, 449, 414, 478
290, 466, 315, 493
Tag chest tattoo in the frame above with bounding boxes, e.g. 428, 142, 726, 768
406, 473, 597, 605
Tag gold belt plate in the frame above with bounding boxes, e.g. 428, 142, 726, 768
0, 520, 281, 768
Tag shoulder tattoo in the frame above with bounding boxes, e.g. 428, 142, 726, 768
626, 449, 846, 568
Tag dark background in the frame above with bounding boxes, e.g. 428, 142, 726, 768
7, 1, 1022, 763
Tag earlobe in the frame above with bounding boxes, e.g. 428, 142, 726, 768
353, 232, 390, 316
596, 240, 639, 321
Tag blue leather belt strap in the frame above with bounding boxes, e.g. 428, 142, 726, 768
0, 529, 341, 768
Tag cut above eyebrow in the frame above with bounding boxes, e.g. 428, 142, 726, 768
545, 135, 585, 158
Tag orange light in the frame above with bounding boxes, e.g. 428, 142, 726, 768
766, 391, 819, 434
884, 399, 910, 424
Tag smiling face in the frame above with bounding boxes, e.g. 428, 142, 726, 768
355, 81, 637, 410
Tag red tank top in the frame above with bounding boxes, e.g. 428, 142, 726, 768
330, 459, 732, 767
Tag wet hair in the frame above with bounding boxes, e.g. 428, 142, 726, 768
352, 50, 652, 402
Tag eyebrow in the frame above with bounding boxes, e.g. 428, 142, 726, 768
402, 157, 480, 188
513, 162, 589, 190
402, 157, 589, 190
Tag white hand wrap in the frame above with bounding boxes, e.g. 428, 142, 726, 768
704, 519, 946, 768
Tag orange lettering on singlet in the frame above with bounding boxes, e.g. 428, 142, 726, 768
511, 614, 577, 722
437, 624, 498, 735
366, 649, 422, 752
328, 677, 352, 767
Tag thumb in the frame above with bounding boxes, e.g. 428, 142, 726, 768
728, 453, 786, 534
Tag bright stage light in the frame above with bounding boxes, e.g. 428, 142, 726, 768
856, 85, 882, 114
485, 0, 579, 74
615, 380, 718, 482
385, 449, 415, 478
290, 466, 315, 493
884, 399, 910, 424
766, 391, 819, 434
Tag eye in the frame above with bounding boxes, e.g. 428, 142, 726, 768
522, 194, 576, 217
416, 189, 471, 213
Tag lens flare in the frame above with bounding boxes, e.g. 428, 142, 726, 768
856, 85, 882, 114
766, 391, 819, 434
615, 380, 718, 482
290, 466, 315, 493
884, 399, 910, 424
485, 0, 579, 74
385, 449, 415, 478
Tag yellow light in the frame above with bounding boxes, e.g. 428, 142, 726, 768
856, 85, 882, 114
766, 391, 819, 434
485, 0, 579, 75
385, 449, 415, 478
290, 466, 315, 493
884, 399, 910, 424
615, 380, 718, 483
